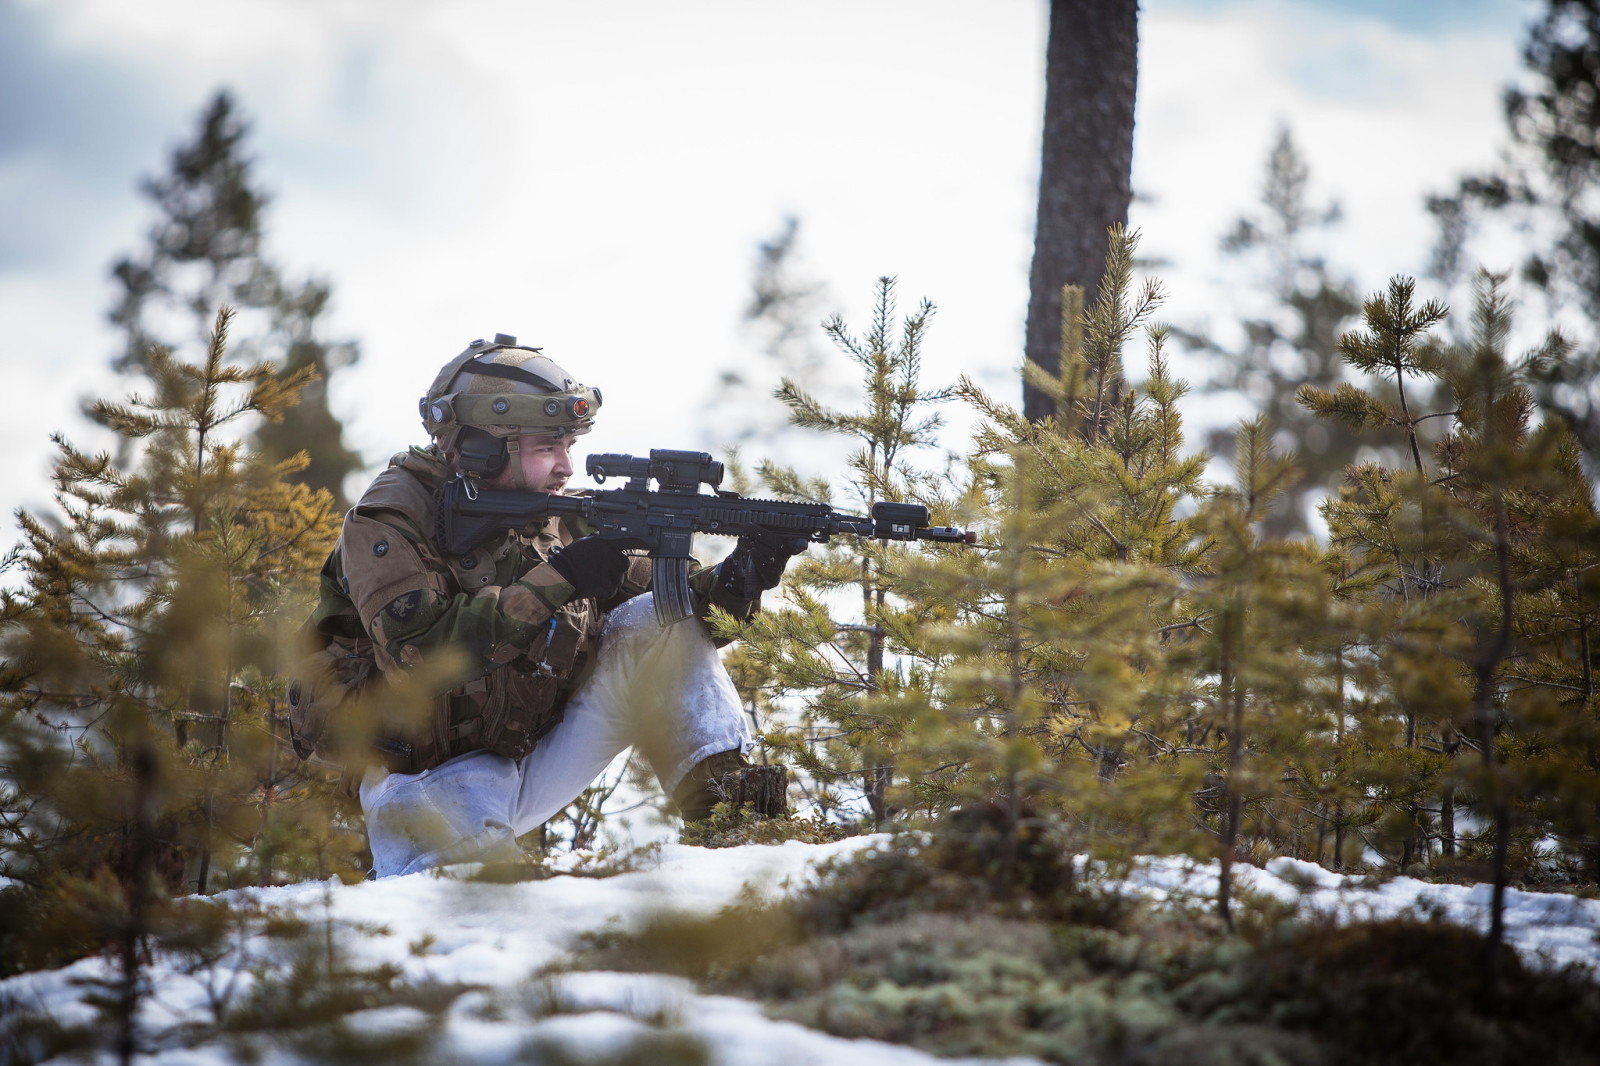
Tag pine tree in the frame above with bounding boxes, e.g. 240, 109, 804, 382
925, 319, 1216, 885
1177, 417, 1340, 927
701, 216, 837, 458
1298, 279, 1467, 869
1428, 0, 1600, 321
1426, 0, 1600, 463
110, 94, 267, 367
1303, 271, 1600, 992
248, 276, 364, 505
731, 277, 955, 824
0, 310, 352, 1006
1177, 128, 1378, 536
109, 89, 363, 505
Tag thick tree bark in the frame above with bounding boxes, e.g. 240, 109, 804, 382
1023, 0, 1139, 421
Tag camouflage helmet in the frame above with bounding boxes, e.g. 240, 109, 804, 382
420, 333, 601, 477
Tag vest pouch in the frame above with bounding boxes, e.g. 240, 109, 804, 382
473, 667, 566, 761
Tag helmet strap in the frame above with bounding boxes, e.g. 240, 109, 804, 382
503, 435, 529, 491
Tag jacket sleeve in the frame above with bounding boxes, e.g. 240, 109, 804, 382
339, 504, 580, 677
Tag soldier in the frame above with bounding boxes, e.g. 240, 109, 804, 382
288, 334, 798, 876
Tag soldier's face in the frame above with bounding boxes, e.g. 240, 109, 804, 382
495, 433, 574, 492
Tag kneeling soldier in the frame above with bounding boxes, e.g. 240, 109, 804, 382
289, 334, 795, 876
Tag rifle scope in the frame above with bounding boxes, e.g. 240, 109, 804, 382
586, 449, 725, 493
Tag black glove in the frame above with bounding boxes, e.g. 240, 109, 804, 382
549, 535, 630, 602
717, 533, 808, 601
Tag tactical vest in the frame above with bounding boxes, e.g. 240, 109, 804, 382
288, 450, 617, 775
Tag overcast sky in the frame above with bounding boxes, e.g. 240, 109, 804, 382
0, 0, 1534, 515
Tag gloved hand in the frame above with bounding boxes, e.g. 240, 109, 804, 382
717, 533, 809, 601
548, 535, 630, 602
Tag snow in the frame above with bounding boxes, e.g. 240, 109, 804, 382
4, 837, 1598, 1065
1130, 853, 1600, 971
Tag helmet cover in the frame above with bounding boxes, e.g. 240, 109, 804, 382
420, 334, 602, 455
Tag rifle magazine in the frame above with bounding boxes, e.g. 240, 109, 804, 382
651, 556, 695, 626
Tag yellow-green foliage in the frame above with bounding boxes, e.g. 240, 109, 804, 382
1307, 274, 1600, 887
0, 309, 353, 979
731, 234, 1600, 918
736, 278, 963, 823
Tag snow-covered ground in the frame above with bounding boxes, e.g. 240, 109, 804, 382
4, 837, 1598, 1065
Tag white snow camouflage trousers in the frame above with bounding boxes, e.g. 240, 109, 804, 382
359, 592, 752, 877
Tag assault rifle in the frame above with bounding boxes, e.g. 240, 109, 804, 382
438, 448, 975, 625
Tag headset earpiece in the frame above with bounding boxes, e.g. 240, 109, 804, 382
454, 425, 509, 478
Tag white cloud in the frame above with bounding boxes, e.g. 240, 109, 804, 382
1133, 0, 1525, 377
0, 276, 124, 512
0, 0, 1533, 521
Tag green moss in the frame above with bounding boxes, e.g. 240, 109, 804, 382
564, 834, 1600, 1066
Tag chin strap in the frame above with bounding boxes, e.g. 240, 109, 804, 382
503, 436, 528, 491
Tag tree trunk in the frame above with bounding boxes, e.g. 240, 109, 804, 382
863, 584, 893, 823
1217, 604, 1242, 931
1023, 0, 1139, 421
1441, 783, 1457, 858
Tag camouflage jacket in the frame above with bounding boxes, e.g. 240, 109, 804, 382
287, 445, 753, 773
